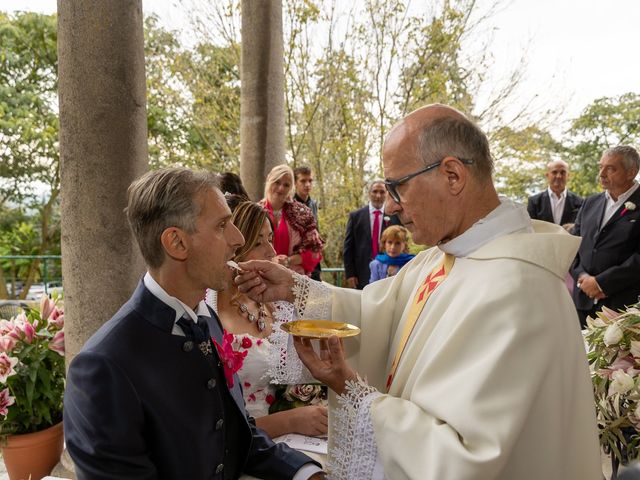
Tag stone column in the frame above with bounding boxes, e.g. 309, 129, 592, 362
57, 0, 148, 366
240, 0, 285, 201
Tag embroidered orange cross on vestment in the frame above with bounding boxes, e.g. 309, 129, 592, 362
386, 253, 455, 392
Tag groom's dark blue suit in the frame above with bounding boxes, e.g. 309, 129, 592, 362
64, 281, 315, 480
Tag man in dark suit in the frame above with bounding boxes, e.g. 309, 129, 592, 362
64, 168, 324, 479
343, 179, 401, 289
571, 146, 640, 327
294, 165, 322, 281
527, 159, 583, 225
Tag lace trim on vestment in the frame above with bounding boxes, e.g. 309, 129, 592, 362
266, 301, 316, 384
292, 273, 332, 320
329, 374, 384, 480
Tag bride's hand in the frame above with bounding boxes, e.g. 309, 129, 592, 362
287, 405, 328, 437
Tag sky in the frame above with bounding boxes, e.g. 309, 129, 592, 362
6, 0, 640, 127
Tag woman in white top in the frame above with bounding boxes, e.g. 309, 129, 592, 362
207, 199, 327, 438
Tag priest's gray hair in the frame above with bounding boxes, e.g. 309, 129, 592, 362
417, 115, 494, 181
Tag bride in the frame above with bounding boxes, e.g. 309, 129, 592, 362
206, 199, 327, 438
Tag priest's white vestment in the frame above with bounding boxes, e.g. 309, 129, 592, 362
298, 219, 601, 479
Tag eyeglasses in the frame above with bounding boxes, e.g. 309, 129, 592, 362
384, 158, 474, 203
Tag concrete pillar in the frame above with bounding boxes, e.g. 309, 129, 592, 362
240, 0, 285, 201
57, 0, 148, 366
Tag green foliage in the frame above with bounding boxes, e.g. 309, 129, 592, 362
567, 93, 640, 197
491, 125, 566, 202
144, 15, 241, 171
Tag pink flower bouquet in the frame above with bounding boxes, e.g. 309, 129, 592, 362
0, 295, 65, 437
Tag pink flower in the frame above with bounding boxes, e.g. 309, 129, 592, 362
49, 331, 65, 356
241, 337, 252, 349
213, 331, 248, 389
39, 295, 55, 322
256, 339, 263, 346
0, 320, 14, 335
0, 336, 16, 353
11, 320, 35, 344
0, 353, 19, 383
48, 312, 64, 330
0, 388, 15, 416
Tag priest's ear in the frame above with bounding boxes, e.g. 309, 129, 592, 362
441, 156, 468, 196
160, 227, 189, 261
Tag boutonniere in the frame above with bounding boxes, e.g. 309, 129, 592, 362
213, 331, 248, 389
621, 201, 637, 217
383, 216, 391, 223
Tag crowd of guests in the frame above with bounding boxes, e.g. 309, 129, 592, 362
61, 102, 638, 479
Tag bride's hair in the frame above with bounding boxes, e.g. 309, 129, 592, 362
230, 201, 273, 262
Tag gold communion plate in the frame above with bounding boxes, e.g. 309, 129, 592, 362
281, 320, 361, 338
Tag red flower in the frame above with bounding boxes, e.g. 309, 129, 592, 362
265, 394, 275, 405
256, 339, 263, 346
241, 337, 253, 349
244, 381, 251, 388
213, 331, 248, 389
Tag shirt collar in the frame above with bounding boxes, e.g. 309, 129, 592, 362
143, 272, 211, 324
369, 203, 384, 214
547, 187, 567, 200
294, 193, 310, 205
605, 181, 639, 204
439, 197, 534, 258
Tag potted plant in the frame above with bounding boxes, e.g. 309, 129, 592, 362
584, 302, 640, 480
0, 294, 65, 479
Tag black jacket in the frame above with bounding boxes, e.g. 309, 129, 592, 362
343, 205, 401, 289
570, 188, 640, 312
64, 281, 315, 480
527, 190, 583, 225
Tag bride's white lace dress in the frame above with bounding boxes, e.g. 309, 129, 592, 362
204, 290, 315, 418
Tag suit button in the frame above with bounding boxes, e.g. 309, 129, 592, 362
182, 341, 194, 352
215, 464, 224, 474
215, 418, 224, 430
207, 378, 217, 389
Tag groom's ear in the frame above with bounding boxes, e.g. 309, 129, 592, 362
160, 227, 189, 261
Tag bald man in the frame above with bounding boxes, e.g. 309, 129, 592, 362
236, 104, 600, 479
527, 160, 583, 225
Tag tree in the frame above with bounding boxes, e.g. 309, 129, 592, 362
0, 12, 60, 299
566, 93, 640, 197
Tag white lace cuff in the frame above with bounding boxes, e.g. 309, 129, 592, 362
291, 273, 332, 319
329, 375, 385, 480
267, 301, 316, 384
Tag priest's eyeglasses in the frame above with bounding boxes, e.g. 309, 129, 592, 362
384, 158, 474, 203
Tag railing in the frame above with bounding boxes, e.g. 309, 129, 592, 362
321, 267, 345, 287
0, 255, 62, 299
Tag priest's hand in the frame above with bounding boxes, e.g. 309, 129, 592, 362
235, 259, 295, 303
294, 336, 357, 396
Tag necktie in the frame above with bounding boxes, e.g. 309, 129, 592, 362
371, 210, 382, 258
177, 316, 213, 356
386, 253, 455, 391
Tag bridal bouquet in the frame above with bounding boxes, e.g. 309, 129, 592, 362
584, 302, 640, 467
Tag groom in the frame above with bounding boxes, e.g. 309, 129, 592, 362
64, 168, 324, 479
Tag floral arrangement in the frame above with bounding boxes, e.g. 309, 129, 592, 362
584, 302, 640, 470
269, 383, 327, 414
0, 295, 65, 437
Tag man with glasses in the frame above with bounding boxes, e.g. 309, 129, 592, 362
235, 104, 600, 479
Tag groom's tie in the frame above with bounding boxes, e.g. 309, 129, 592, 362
386, 253, 455, 391
177, 316, 213, 356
